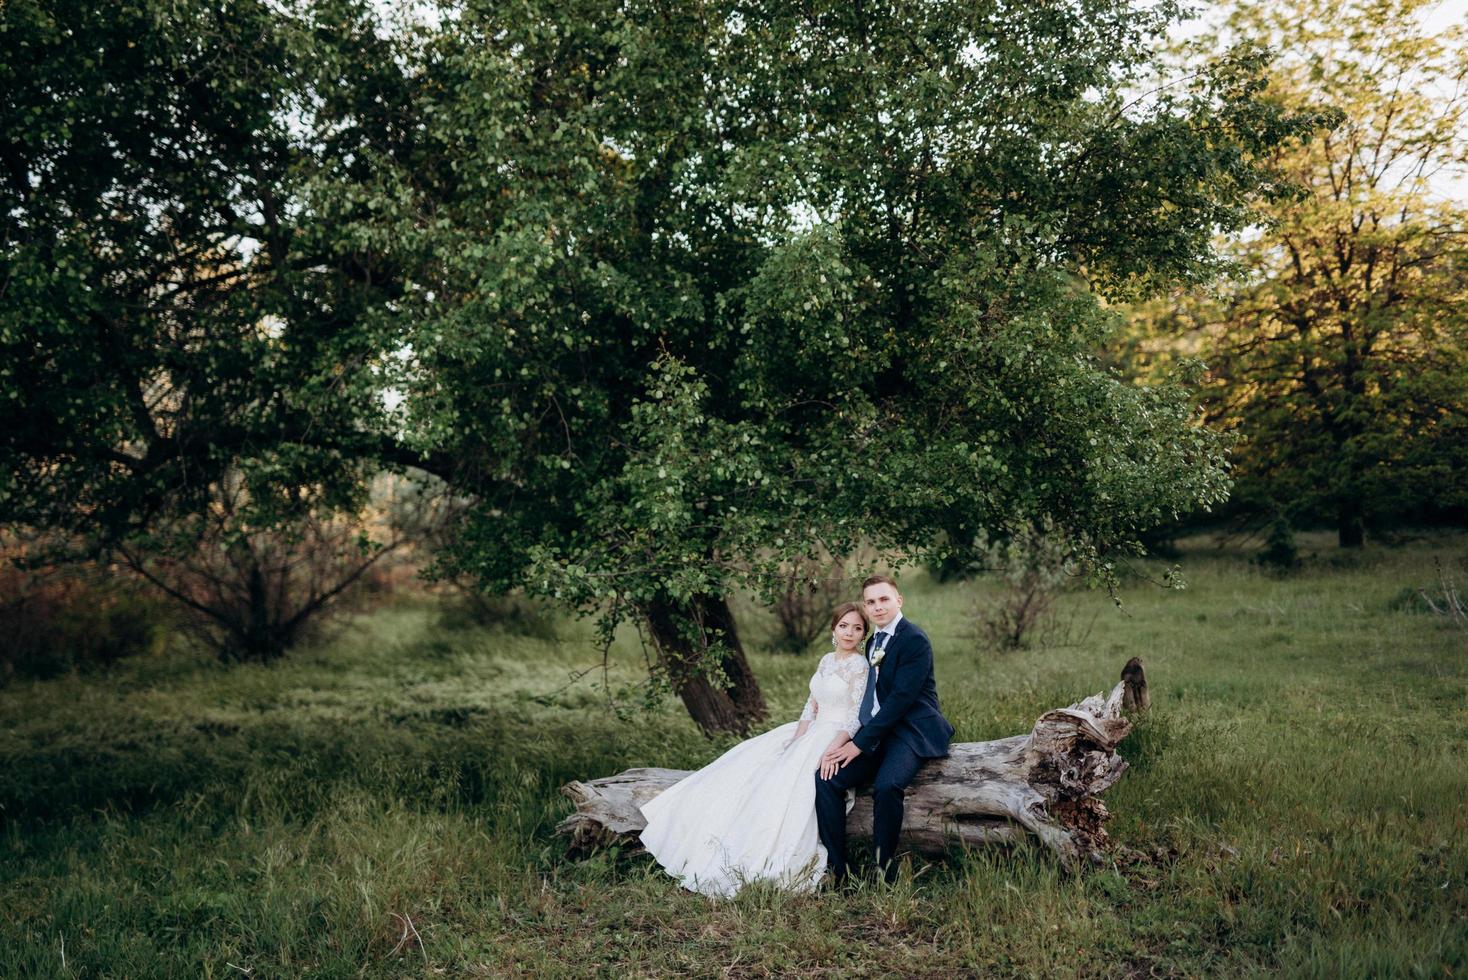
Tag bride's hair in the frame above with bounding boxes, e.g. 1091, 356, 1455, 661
828, 601, 869, 633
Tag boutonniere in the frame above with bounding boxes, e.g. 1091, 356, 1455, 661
870, 646, 888, 669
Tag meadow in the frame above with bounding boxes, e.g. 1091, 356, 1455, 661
2, 532, 1465, 978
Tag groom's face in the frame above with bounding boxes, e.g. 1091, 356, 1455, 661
862, 583, 902, 628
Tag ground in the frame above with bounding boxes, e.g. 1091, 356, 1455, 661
2, 531, 1465, 977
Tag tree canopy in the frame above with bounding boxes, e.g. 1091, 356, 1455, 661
2, 0, 1313, 731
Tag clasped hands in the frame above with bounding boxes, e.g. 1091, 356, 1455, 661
819, 741, 862, 780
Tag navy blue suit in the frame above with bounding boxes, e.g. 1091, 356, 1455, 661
815, 615, 954, 882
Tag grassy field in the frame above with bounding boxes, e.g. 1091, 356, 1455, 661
2, 531, 1465, 978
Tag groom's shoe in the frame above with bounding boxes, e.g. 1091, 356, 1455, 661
875, 854, 910, 886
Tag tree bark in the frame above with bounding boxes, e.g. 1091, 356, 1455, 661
643, 592, 767, 737
559, 666, 1140, 867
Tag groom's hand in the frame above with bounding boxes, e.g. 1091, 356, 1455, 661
824, 742, 862, 770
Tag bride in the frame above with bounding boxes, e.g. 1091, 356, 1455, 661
638, 602, 871, 897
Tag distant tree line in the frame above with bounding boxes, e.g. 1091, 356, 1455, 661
1115, 0, 1468, 549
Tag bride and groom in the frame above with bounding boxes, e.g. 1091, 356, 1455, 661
639, 574, 956, 897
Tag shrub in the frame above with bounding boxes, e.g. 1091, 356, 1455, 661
0, 556, 172, 683
970, 520, 1082, 652
116, 469, 427, 663
1389, 556, 1468, 629
1252, 514, 1301, 574
768, 546, 873, 654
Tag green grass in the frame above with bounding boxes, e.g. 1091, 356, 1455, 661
2, 532, 1466, 977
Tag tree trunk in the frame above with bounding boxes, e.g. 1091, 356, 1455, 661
643, 592, 767, 737
242, 560, 287, 662
1337, 497, 1365, 548
559, 666, 1141, 867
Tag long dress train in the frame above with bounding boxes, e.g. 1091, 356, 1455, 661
638, 650, 869, 898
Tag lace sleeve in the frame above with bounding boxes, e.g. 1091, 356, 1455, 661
838, 655, 869, 738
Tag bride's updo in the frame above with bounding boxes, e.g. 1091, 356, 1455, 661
828, 601, 869, 633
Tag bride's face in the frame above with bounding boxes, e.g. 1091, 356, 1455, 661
832, 611, 866, 652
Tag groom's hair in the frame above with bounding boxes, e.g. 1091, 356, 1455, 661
861, 574, 899, 592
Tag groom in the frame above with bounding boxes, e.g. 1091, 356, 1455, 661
815, 574, 955, 884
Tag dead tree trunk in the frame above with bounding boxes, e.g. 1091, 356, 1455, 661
559, 665, 1142, 867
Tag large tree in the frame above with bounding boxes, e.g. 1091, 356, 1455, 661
354, 0, 1309, 731
3, 0, 1310, 733
1122, 0, 1468, 546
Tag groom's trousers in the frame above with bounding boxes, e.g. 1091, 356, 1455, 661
814, 737, 923, 882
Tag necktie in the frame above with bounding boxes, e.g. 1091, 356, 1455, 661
858, 632, 888, 726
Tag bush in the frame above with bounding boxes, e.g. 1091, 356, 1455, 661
969, 520, 1082, 652
116, 469, 432, 663
1386, 585, 1433, 614
1252, 513, 1302, 575
766, 547, 873, 654
0, 560, 172, 683
1388, 556, 1468, 629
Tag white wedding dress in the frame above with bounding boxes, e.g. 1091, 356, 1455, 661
639, 651, 870, 898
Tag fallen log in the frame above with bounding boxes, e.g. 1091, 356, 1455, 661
559, 662, 1142, 867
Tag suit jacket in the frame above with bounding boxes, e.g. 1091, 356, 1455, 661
851, 616, 955, 758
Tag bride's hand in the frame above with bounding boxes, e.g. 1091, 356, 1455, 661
818, 733, 851, 776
